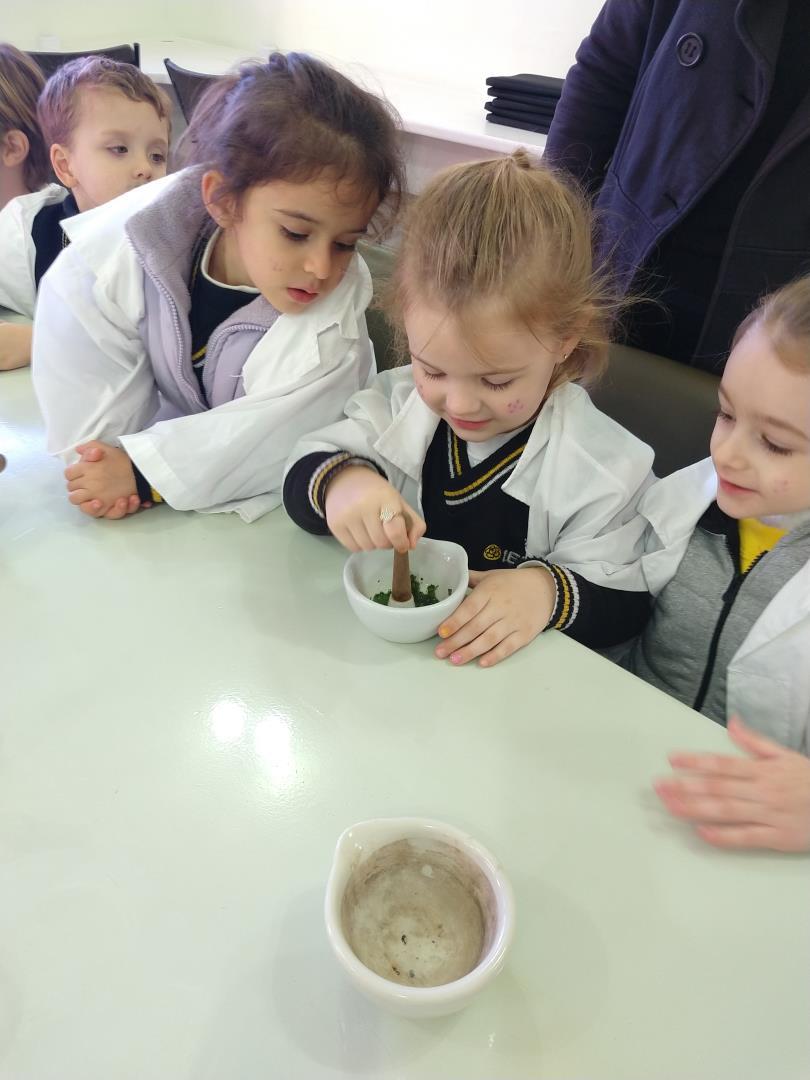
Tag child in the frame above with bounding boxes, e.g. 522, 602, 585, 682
623, 276, 810, 852
0, 56, 170, 369
33, 53, 403, 521
0, 43, 48, 209
284, 152, 654, 667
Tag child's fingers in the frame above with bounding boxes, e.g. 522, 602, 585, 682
667, 751, 758, 779
695, 823, 779, 850
436, 589, 488, 642
80, 446, 105, 463
78, 499, 106, 518
727, 715, 785, 759
102, 498, 131, 520
383, 514, 409, 553
439, 620, 509, 666
477, 630, 524, 668
68, 488, 95, 505
436, 607, 494, 655
655, 774, 759, 804
127, 494, 142, 514
75, 440, 103, 457
64, 463, 86, 482
406, 514, 426, 548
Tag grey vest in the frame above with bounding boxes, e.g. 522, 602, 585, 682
124, 166, 281, 417
626, 513, 810, 724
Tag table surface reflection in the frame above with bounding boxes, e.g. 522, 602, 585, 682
1, 366, 808, 1080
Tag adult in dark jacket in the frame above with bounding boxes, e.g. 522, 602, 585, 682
544, 0, 810, 372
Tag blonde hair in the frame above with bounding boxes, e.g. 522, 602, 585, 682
0, 43, 48, 190
387, 150, 620, 388
733, 275, 810, 373
37, 56, 171, 148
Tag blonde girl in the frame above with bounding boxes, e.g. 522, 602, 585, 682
284, 151, 654, 666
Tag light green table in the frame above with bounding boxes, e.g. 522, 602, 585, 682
1, 367, 808, 1080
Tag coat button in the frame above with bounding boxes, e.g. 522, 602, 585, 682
676, 32, 704, 67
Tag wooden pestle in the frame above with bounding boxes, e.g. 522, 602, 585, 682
390, 511, 413, 604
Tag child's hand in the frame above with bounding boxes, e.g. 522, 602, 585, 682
0, 322, 32, 370
655, 715, 810, 852
64, 441, 143, 520
435, 565, 556, 668
324, 465, 425, 553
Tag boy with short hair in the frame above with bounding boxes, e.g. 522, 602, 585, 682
0, 55, 170, 369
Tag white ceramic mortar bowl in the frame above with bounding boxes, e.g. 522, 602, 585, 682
342, 538, 468, 644
325, 817, 515, 1018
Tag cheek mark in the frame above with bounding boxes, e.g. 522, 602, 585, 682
506, 399, 524, 414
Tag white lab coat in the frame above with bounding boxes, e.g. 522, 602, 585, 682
0, 184, 69, 317
31, 174, 376, 522
638, 457, 810, 751
286, 366, 656, 589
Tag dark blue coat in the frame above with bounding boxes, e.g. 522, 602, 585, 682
545, 0, 810, 361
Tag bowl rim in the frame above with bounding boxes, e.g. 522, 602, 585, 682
324, 816, 515, 1004
343, 538, 469, 619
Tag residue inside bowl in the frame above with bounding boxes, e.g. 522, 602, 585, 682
340, 837, 496, 988
371, 574, 447, 607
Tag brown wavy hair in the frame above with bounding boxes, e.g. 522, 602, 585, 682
0, 43, 48, 190
387, 150, 624, 388
177, 52, 404, 236
37, 56, 171, 148
733, 275, 810, 373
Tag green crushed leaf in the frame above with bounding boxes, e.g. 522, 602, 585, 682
371, 574, 442, 607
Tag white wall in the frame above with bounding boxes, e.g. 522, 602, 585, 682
171, 0, 603, 94
2, 1, 174, 50
3, 0, 603, 97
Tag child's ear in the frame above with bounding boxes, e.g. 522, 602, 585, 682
1, 129, 30, 168
201, 169, 237, 228
50, 143, 77, 189
558, 334, 581, 363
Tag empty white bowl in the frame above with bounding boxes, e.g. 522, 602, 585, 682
325, 817, 515, 1018
343, 538, 468, 643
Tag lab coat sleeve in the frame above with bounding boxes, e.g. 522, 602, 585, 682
0, 197, 36, 317
541, 420, 655, 591
32, 245, 160, 456
284, 367, 413, 483
119, 326, 376, 520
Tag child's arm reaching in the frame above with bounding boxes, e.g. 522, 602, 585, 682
434, 561, 651, 667
654, 716, 810, 852
284, 452, 425, 552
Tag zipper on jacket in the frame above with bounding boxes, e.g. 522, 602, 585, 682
692, 550, 766, 715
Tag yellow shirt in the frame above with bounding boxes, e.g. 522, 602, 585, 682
738, 517, 786, 574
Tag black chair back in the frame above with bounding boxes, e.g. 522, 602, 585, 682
27, 43, 140, 79
163, 58, 218, 122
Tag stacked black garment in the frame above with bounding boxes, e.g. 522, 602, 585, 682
485, 73, 564, 133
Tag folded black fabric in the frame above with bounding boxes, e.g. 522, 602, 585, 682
486, 113, 550, 134
487, 88, 562, 109
486, 73, 564, 97
485, 99, 557, 119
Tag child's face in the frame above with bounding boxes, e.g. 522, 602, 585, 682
405, 297, 572, 441
207, 173, 378, 314
53, 88, 169, 212
711, 323, 810, 519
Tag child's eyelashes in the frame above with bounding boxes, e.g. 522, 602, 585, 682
108, 145, 128, 156
482, 379, 512, 391
279, 226, 356, 251
717, 408, 794, 455
763, 436, 793, 456
150, 152, 167, 165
